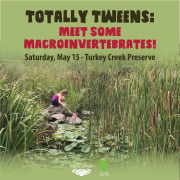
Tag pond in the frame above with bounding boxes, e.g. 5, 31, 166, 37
25, 118, 130, 170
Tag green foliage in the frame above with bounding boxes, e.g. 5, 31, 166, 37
1, 55, 180, 165
0, 76, 43, 155
67, 88, 90, 111
98, 159, 108, 172
81, 145, 91, 153
63, 142, 79, 152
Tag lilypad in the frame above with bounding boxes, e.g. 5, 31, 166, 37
64, 144, 73, 151
81, 145, 91, 153
67, 138, 77, 142
81, 136, 87, 139
48, 149, 64, 155
58, 125, 65, 128
71, 142, 78, 147
55, 135, 63, 139
74, 139, 85, 143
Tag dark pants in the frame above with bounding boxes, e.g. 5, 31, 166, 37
51, 99, 59, 106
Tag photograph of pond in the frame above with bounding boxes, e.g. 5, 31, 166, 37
1, 55, 179, 178
0, 1, 179, 179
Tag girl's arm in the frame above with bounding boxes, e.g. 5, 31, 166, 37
57, 93, 66, 107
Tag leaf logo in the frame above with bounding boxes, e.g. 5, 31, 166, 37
98, 159, 108, 172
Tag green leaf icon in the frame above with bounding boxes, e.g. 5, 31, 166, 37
98, 159, 108, 172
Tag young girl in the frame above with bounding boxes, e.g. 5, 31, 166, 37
51, 89, 68, 107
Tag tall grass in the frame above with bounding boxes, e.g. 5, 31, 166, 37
0, 75, 44, 161
87, 59, 180, 159
1, 55, 179, 163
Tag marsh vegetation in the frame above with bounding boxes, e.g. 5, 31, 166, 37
0, 55, 179, 172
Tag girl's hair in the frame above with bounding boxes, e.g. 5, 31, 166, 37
61, 89, 68, 95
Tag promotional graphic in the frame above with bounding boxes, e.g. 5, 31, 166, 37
0, 1, 179, 180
